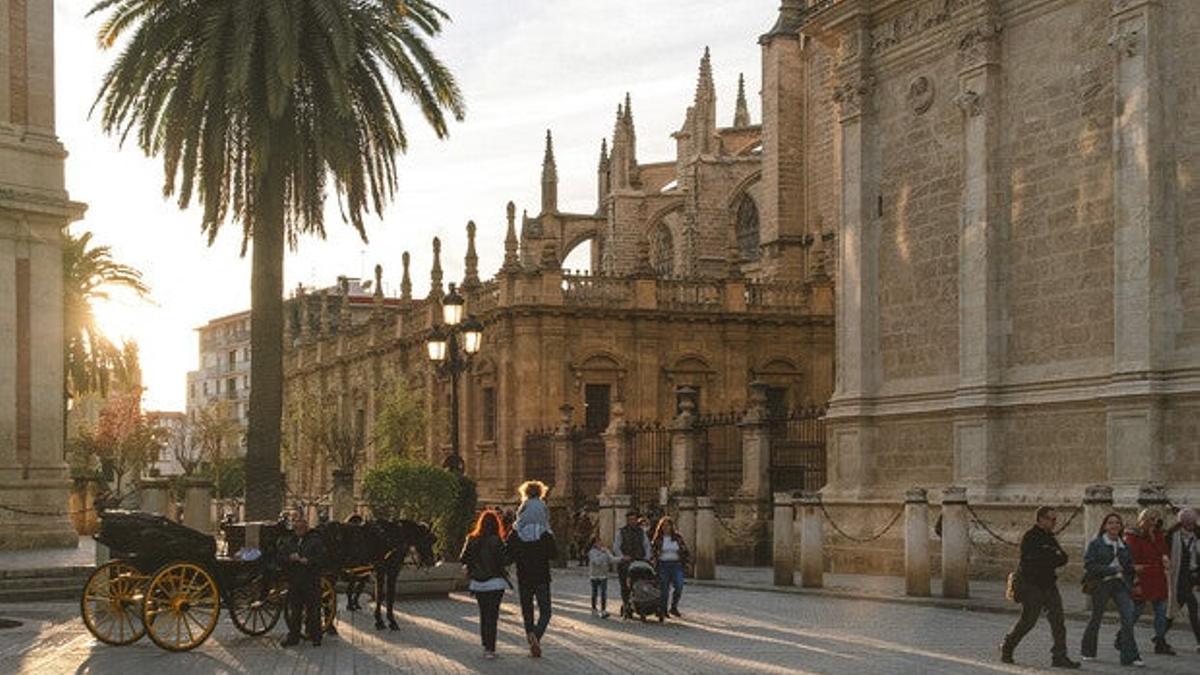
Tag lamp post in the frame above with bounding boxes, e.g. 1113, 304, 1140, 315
427, 283, 483, 474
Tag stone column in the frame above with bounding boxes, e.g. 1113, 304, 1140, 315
598, 494, 615, 547
826, 16, 879, 497
952, 6, 1006, 498
694, 496, 716, 580
669, 392, 698, 496
602, 400, 629, 495
1105, 0, 1170, 501
905, 488, 931, 597
772, 492, 795, 586
182, 478, 214, 533
138, 477, 170, 516
940, 486, 970, 599
798, 491, 824, 588
331, 470, 354, 523
1082, 484, 1114, 553
676, 495, 697, 557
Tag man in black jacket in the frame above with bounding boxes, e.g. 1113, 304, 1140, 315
279, 511, 326, 647
505, 527, 556, 658
1001, 506, 1080, 669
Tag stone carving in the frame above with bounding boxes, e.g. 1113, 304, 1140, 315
955, 89, 982, 117
833, 75, 875, 120
869, 0, 978, 54
1108, 22, 1141, 58
908, 76, 935, 115
958, 19, 1004, 69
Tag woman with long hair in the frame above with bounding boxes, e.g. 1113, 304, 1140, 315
1081, 512, 1142, 667
460, 509, 510, 660
651, 516, 690, 621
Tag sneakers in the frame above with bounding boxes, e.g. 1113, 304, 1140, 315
1050, 656, 1081, 669
526, 632, 541, 658
1130, 659, 1145, 667
599, 610, 610, 619
483, 651, 496, 660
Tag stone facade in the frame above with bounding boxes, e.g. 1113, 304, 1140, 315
0, 0, 86, 548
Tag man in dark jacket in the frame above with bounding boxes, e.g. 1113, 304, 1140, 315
505, 527, 556, 658
613, 509, 652, 618
279, 511, 326, 647
1001, 506, 1080, 669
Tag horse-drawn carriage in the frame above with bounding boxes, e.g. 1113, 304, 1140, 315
80, 511, 335, 651
80, 510, 438, 651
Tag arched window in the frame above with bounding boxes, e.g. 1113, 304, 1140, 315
736, 194, 761, 261
655, 224, 674, 277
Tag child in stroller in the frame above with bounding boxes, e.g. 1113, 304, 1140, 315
623, 560, 661, 621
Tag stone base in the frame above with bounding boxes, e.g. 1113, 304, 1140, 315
718, 497, 770, 566
0, 471, 78, 550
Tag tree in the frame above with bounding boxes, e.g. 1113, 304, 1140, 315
74, 387, 166, 495
298, 389, 365, 474
191, 400, 243, 497
63, 230, 149, 400
362, 458, 474, 559
372, 378, 425, 462
90, 0, 466, 519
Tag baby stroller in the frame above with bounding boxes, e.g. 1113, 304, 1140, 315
623, 560, 660, 621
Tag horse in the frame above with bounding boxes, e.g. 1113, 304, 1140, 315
318, 518, 437, 630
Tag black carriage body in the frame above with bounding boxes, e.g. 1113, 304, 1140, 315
95, 510, 217, 574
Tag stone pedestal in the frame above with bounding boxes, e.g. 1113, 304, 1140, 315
669, 393, 698, 494
182, 478, 214, 533
331, 470, 354, 523
798, 491, 823, 588
138, 477, 170, 516
730, 495, 771, 566
940, 486, 969, 599
694, 496, 715, 580
676, 496, 697, 556
772, 492, 795, 586
904, 488, 931, 597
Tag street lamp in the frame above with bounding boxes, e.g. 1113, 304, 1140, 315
427, 283, 482, 474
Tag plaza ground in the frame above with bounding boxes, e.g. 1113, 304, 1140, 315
2, 567, 1199, 674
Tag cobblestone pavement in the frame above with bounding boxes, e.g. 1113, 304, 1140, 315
2, 569, 1199, 674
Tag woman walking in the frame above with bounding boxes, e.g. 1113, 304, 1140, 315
460, 509, 510, 660
1081, 512, 1143, 667
1126, 509, 1175, 655
651, 516, 690, 621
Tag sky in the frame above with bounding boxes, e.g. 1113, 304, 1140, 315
55, 0, 775, 411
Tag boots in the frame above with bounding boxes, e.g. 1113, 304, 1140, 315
1154, 637, 1177, 655
1000, 643, 1014, 664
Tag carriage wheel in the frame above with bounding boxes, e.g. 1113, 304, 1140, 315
228, 574, 283, 636
142, 562, 221, 652
80, 560, 147, 645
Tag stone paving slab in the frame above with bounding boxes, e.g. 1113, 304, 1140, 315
0, 536, 95, 570
2, 566, 1199, 674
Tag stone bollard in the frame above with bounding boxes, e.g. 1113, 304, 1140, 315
331, 470, 355, 523
1082, 484, 1113, 553
798, 491, 824, 588
138, 477, 171, 516
905, 488, 931, 597
695, 497, 716, 580
676, 495, 698, 555
182, 478, 214, 532
940, 486, 969, 599
598, 494, 615, 546
773, 492, 795, 586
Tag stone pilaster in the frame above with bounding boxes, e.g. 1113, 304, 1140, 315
1105, 0, 1170, 500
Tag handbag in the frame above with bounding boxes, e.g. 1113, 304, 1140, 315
1005, 570, 1024, 603
1081, 574, 1101, 595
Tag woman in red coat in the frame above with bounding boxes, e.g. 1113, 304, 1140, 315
1126, 508, 1176, 655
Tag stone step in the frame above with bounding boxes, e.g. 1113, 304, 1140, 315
0, 575, 88, 591
0, 585, 82, 603
0, 565, 94, 581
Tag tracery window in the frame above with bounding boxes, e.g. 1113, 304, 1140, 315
655, 224, 674, 277
736, 194, 761, 261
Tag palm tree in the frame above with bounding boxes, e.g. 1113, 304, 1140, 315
89, 0, 465, 519
63, 230, 149, 400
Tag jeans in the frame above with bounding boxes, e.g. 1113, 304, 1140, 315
590, 578, 607, 610
657, 561, 685, 614
519, 582, 552, 639
474, 590, 503, 652
1133, 598, 1168, 642
1082, 579, 1140, 664
1003, 583, 1067, 658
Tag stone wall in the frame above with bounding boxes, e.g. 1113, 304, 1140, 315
1169, 0, 1200, 356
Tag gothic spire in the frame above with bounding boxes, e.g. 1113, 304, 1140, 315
430, 237, 444, 301
338, 277, 352, 329
598, 137, 608, 169
372, 264, 385, 321
502, 201, 521, 272
401, 252, 412, 300
734, 73, 751, 127
541, 129, 558, 214
691, 48, 717, 155
463, 220, 481, 290
762, 0, 807, 42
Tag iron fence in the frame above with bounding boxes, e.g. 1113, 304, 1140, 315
767, 407, 827, 494
570, 429, 606, 509
625, 422, 670, 510
522, 428, 555, 488
696, 411, 744, 500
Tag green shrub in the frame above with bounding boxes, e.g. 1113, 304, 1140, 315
362, 458, 477, 558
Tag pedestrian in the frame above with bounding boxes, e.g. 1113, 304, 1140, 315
505, 502, 557, 658
1081, 512, 1143, 667
650, 516, 690, 621
1126, 508, 1175, 655
587, 534, 616, 618
613, 509, 651, 618
1001, 506, 1079, 668
279, 510, 325, 647
460, 509, 511, 660
513, 480, 551, 542
1166, 507, 1200, 652
574, 510, 595, 567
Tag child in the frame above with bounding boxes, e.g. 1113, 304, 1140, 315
513, 480, 552, 542
587, 535, 616, 617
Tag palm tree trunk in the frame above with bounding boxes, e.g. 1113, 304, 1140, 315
244, 168, 286, 520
